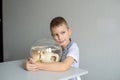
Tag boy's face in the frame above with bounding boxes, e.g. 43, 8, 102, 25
51, 23, 71, 48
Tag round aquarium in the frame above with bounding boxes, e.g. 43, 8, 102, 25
31, 38, 62, 63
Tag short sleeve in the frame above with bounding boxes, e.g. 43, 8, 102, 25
67, 42, 80, 68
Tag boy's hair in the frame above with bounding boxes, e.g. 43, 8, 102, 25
50, 16, 68, 31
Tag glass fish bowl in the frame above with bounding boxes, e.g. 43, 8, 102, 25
31, 38, 62, 63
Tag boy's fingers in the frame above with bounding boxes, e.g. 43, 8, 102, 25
28, 58, 35, 64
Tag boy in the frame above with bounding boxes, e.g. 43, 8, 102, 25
24, 16, 80, 80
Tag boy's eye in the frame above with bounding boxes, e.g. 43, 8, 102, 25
61, 31, 65, 34
52, 33, 58, 37
52, 31, 66, 37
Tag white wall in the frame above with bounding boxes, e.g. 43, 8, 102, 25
3, 0, 120, 80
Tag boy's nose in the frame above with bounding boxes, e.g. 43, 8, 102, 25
58, 35, 62, 40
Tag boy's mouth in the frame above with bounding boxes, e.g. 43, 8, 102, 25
59, 40, 64, 43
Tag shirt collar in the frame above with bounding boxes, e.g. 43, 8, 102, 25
63, 38, 73, 52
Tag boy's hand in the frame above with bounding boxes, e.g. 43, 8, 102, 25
24, 58, 39, 71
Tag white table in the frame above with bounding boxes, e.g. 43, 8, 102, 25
0, 60, 88, 80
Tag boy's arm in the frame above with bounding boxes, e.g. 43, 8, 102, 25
37, 56, 74, 71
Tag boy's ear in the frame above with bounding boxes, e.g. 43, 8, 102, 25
51, 33, 53, 36
69, 27, 72, 35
